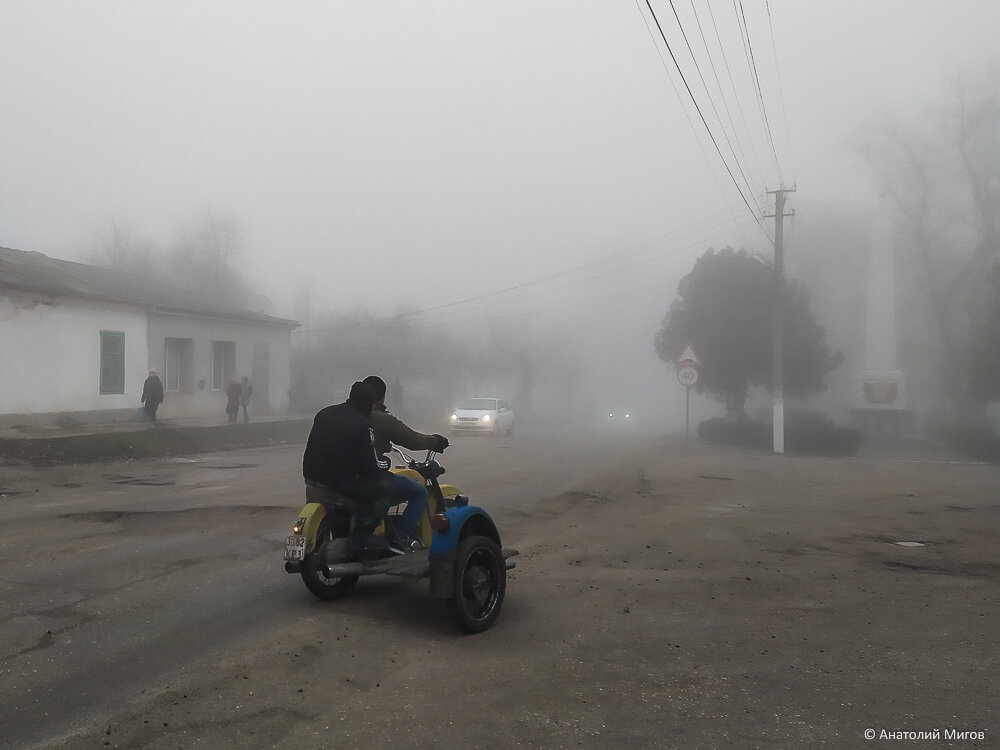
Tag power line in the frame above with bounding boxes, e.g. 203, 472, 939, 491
397, 208, 748, 317
764, 0, 795, 181
664, 0, 764, 213
442, 274, 674, 327
634, 0, 730, 201
640, 0, 772, 240
735, 0, 785, 185
700, 0, 768, 189
294, 208, 754, 334
686, 0, 764, 192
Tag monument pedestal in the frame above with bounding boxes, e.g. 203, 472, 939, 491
852, 368, 911, 439
851, 407, 913, 439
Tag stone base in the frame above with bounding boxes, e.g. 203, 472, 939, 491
851, 407, 914, 440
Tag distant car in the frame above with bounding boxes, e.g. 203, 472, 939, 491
606, 410, 635, 430
450, 398, 514, 435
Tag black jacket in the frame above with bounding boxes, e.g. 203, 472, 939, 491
141, 375, 164, 405
302, 400, 389, 490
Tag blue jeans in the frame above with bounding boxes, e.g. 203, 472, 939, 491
390, 473, 428, 539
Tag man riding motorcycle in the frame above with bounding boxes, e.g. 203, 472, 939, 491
301, 381, 394, 554
362, 375, 449, 551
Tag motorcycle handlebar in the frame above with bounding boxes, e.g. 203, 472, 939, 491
390, 446, 445, 477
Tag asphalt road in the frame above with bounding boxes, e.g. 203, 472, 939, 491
0, 429, 997, 749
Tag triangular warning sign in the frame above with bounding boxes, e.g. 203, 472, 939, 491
677, 343, 701, 366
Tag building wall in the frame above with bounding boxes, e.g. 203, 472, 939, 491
0, 291, 148, 415
146, 312, 292, 419
0, 289, 293, 422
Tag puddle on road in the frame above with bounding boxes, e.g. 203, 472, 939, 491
110, 477, 175, 486
192, 463, 259, 470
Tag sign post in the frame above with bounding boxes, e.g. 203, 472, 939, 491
675, 344, 701, 438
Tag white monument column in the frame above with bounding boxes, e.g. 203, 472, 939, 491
855, 195, 907, 436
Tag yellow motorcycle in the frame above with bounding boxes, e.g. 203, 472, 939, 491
283, 447, 517, 633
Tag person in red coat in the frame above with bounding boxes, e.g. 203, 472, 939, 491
225, 379, 241, 422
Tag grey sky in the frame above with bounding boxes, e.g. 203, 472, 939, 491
1, 0, 997, 328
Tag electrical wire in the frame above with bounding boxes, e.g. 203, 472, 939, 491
295, 4, 799, 337
293, 208, 755, 334
634, 0, 730, 202
639, 0, 773, 240
735, 0, 785, 185
386, 209, 748, 318
665, 0, 765, 213
764, 0, 795, 181
699, 0, 768, 190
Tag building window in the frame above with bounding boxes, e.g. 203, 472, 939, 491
100, 330, 125, 394
212, 341, 235, 390
164, 338, 193, 392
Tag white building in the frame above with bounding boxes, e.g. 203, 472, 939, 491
0, 246, 298, 424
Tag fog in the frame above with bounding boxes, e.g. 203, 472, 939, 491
2, 1, 998, 431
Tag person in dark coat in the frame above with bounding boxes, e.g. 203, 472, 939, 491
141, 370, 164, 424
363, 375, 448, 550
302, 381, 392, 553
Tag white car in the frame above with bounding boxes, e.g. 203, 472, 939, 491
606, 410, 636, 432
450, 398, 514, 435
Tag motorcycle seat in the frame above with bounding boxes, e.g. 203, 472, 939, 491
305, 485, 364, 511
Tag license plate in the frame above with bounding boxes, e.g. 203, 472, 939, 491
284, 535, 307, 561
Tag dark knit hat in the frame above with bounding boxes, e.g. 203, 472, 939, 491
347, 381, 377, 414
362, 375, 387, 400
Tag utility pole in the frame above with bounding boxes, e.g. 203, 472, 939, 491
765, 186, 795, 454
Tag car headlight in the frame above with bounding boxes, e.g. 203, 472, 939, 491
481, 414, 491, 422
450, 413, 457, 421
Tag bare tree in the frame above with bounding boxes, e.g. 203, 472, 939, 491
89, 220, 157, 275
168, 210, 253, 305
860, 64, 1000, 422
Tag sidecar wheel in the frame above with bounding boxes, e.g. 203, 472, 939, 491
452, 535, 506, 633
300, 522, 358, 601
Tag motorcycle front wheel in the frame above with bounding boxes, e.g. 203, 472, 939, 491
300, 519, 358, 601
451, 535, 506, 633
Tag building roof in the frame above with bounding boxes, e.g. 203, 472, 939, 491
0, 246, 298, 327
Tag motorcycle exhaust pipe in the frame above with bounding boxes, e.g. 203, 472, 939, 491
326, 561, 368, 576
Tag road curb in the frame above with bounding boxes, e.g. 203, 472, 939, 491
0, 419, 312, 464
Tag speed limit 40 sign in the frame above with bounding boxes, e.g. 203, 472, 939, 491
677, 365, 699, 386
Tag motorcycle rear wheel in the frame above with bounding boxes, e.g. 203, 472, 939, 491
300, 520, 358, 601
452, 535, 506, 633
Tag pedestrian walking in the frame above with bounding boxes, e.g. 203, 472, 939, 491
240, 376, 254, 423
225, 379, 241, 422
141, 369, 164, 425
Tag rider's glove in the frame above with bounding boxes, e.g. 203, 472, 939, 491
432, 434, 449, 452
